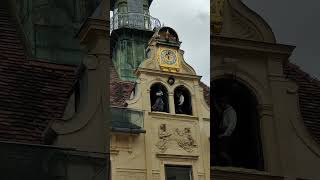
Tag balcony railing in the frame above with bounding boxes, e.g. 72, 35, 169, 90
110, 107, 144, 132
110, 13, 161, 32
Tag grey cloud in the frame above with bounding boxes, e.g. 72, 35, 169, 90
150, 0, 210, 85
242, 0, 320, 79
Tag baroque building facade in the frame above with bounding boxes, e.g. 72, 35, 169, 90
109, 1, 210, 180
211, 0, 320, 180
110, 27, 210, 180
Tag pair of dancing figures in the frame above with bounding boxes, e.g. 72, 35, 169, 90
151, 90, 184, 112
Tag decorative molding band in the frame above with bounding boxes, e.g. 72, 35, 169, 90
268, 75, 288, 82
257, 104, 274, 116
148, 112, 199, 121
116, 168, 146, 173
212, 36, 295, 58
110, 149, 119, 155
156, 153, 199, 160
137, 68, 201, 80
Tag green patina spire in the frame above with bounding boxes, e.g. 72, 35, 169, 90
111, 0, 160, 81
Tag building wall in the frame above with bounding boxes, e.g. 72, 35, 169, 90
4, 0, 110, 179
51, 1, 110, 179
110, 31, 210, 180
211, 0, 320, 179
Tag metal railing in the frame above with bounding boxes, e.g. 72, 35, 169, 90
110, 107, 144, 129
110, 13, 161, 32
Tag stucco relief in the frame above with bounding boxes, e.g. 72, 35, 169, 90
156, 124, 197, 153
211, 0, 225, 34
212, 0, 225, 17
212, 0, 276, 42
228, 8, 262, 41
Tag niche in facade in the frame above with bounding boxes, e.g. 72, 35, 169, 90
150, 83, 169, 113
211, 78, 264, 170
174, 85, 192, 115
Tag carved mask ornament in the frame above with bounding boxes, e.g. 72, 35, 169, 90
211, 0, 225, 34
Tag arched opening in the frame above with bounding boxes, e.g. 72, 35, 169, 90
150, 83, 169, 113
211, 78, 264, 170
174, 85, 192, 115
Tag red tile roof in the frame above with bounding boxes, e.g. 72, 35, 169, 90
0, 4, 78, 144
200, 81, 210, 106
284, 63, 320, 144
109, 60, 135, 107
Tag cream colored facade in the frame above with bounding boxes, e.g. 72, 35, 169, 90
110, 28, 210, 180
211, 0, 320, 180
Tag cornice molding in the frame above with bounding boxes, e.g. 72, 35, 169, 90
212, 36, 295, 56
136, 68, 201, 80
77, 18, 108, 44
148, 112, 199, 122
156, 153, 199, 160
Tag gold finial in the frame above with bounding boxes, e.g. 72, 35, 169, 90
211, 0, 225, 34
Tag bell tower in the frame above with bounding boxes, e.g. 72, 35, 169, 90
110, 0, 161, 81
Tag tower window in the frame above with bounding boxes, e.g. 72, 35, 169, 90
211, 78, 264, 170
150, 83, 169, 113
174, 86, 192, 115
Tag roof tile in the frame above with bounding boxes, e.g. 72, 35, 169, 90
0, 5, 78, 144
284, 62, 320, 144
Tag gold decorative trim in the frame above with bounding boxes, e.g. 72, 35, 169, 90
157, 46, 181, 72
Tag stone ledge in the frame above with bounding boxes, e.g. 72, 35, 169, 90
156, 153, 199, 160
148, 111, 199, 122
211, 167, 284, 180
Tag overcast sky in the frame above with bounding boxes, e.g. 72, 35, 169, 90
150, 0, 210, 85
242, 0, 320, 79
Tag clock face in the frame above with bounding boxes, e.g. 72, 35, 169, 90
160, 49, 177, 65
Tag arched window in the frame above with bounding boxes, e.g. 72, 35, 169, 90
211, 78, 264, 170
150, 83, 169, 113
174, 85, 192, 115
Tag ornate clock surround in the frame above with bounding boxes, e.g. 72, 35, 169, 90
157, 46, 181, 72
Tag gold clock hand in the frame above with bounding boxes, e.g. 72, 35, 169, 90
166, 54, 170, 60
